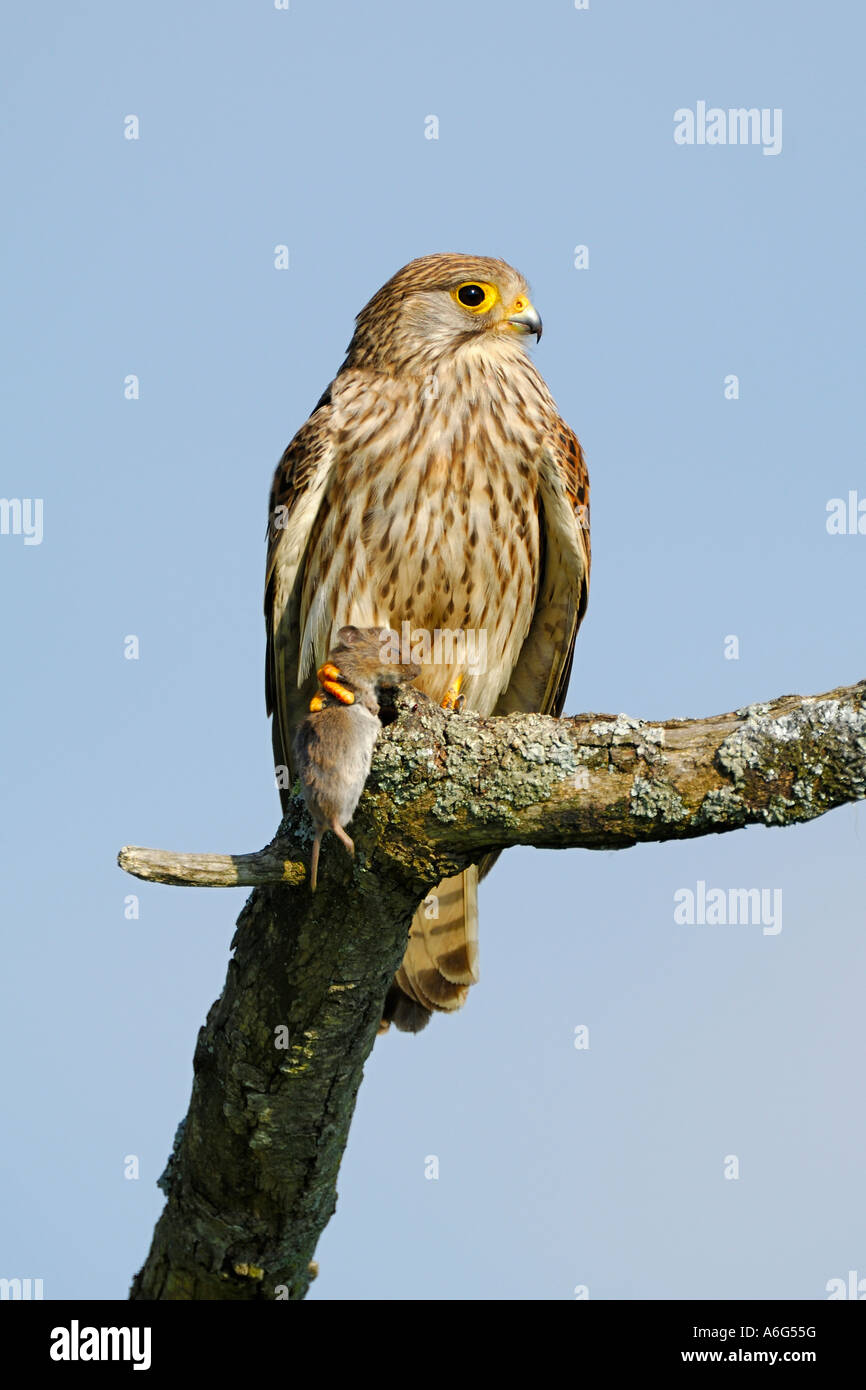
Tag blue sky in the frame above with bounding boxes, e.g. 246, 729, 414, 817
1, 0, 864, 1300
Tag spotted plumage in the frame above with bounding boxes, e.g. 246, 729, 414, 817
265, 253, 590, 1031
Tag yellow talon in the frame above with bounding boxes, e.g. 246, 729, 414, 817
441, 674, 464, 711
321, 678, 355, 706
310, 662, 355, 707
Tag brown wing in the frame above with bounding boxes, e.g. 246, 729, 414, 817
495, 419, 590, 719
265, 394, 338, 808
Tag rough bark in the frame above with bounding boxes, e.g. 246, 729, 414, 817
125, 681, 866, 1300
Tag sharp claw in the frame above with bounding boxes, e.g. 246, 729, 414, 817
321, 678, 355, 705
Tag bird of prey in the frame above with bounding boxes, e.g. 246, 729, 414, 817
265, 253, 590, 1031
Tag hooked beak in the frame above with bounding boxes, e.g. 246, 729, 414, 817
504, 297, 542, 342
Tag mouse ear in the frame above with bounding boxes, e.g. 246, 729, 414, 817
336, 625, 360, 645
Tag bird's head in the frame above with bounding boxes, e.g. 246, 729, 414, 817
346, 253, 542, 373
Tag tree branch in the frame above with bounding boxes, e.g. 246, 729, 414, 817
126, 681, 865, 1299
122, 681, 866, 887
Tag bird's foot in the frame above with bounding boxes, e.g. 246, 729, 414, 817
441, 675, 465, 712
312, 662, 355, 708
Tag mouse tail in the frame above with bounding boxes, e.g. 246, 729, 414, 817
310, 832, 322, 891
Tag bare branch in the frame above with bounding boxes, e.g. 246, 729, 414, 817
117, 843, 305, 888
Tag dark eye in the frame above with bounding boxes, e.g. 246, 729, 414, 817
457, 284, 485, 307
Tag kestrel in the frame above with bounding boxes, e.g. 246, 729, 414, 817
265, 253, 590, 1031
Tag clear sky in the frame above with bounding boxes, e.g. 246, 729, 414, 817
1, 0, 864, 1301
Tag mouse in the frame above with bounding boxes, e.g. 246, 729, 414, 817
292, 625, 420, 889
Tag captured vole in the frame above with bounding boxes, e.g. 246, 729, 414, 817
293, 625, 420, 889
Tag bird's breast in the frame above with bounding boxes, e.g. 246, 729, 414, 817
302, 366, 548, 711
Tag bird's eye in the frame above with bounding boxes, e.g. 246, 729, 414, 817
452, 281, 499, 314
